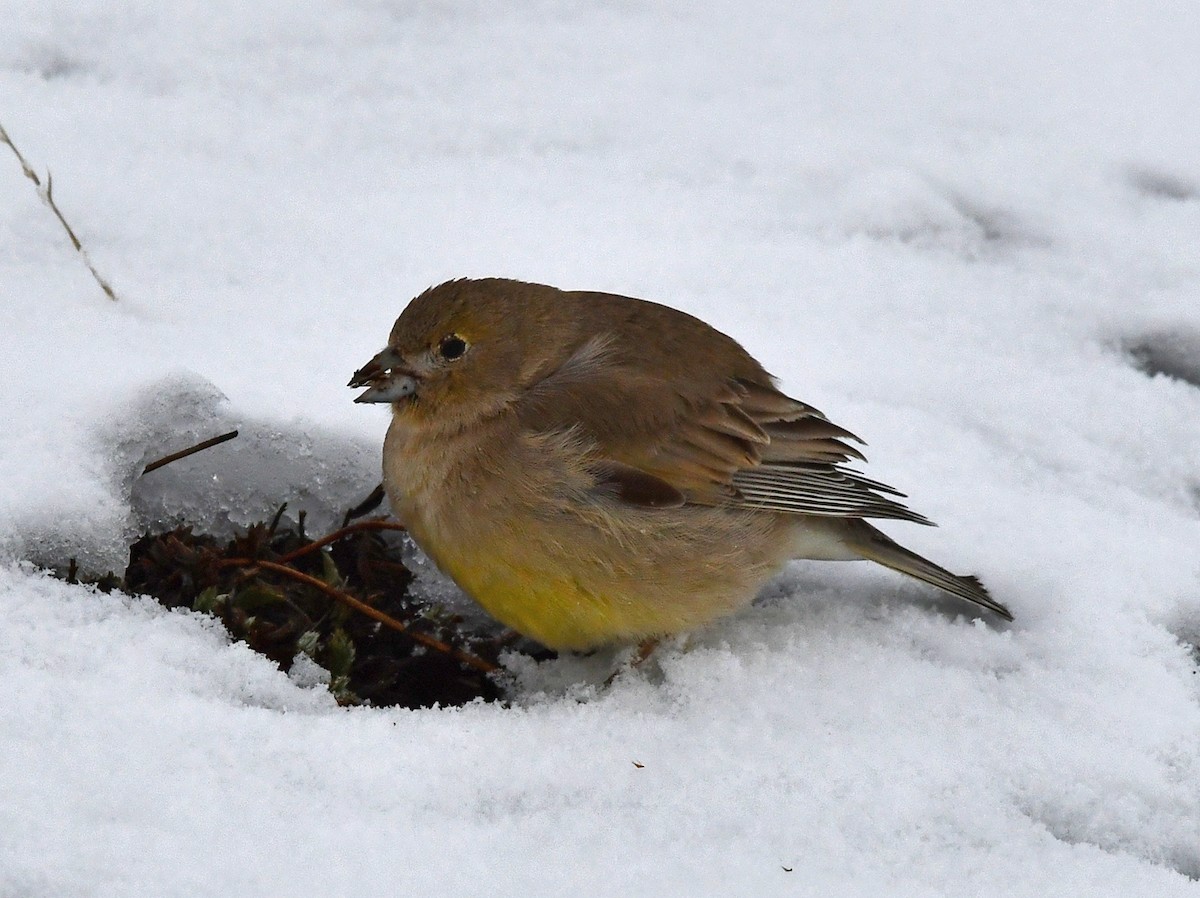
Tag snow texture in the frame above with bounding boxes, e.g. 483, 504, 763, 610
2, 1, 1199, 895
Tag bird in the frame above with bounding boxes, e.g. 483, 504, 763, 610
349, 277, 1011, 652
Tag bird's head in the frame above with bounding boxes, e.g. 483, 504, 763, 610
349, 279, 575, 429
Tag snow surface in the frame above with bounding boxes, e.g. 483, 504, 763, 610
3, 1, 1200, 894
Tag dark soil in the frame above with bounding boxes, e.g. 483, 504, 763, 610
62, 509, 538, 709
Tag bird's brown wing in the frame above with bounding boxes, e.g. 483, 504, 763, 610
640, 377, 933, 524
721, 378, 933, 524
517, 336, 932, 524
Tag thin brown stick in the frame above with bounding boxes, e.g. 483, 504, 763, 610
230, 558, 497, 674
274, 519, 407, 565
142, 430, 239, 475
0, 121, 118, 301
0, 122, 41, 184
44, 172, 84, 251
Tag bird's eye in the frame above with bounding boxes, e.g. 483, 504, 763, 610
437, 334, 469, 361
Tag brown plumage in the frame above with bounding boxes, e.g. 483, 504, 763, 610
350, 278, 1011, 651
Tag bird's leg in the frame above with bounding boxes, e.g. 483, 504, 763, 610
496, 628, 524, 647
603, 638, 660, 687
631, 637, 660, 667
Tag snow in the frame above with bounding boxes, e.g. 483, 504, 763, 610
2, 0, 1199, 894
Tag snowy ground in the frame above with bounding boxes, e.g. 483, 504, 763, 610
3, 1, 1200, 895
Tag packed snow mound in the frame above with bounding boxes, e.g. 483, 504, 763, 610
10, 371, 380, 574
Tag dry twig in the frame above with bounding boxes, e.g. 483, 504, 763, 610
273, 518, 407, 565
226, 558, 498, 674
142, 430, 240, 475
0, 120, 118, 301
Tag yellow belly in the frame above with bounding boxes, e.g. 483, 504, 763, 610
425, 536, 666, 651
406, 505, 790, 651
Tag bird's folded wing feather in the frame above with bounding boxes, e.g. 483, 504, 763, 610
516, 332, 932, 524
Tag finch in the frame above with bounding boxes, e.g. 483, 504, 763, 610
350, 278, 1010, 651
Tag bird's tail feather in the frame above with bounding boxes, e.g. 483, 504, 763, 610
846, 521, 1012, 621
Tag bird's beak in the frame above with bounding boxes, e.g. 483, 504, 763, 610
349, 347, 419, 403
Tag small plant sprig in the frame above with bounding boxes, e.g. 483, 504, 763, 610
0, 120, 118, 302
